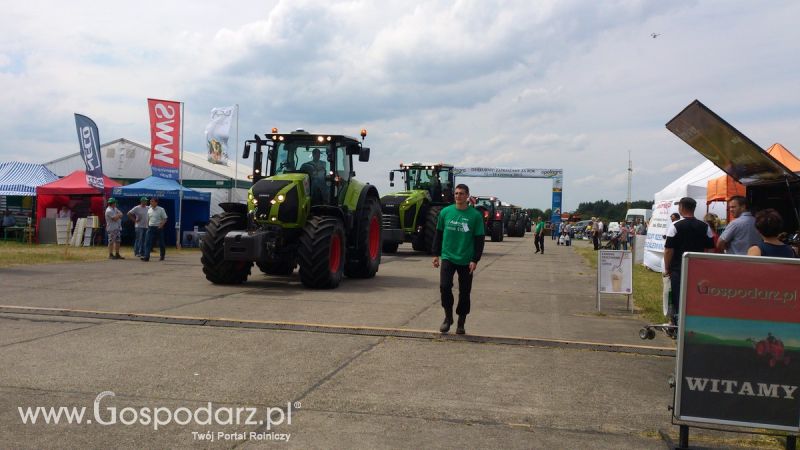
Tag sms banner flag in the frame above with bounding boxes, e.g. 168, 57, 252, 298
74, 114, 104, 190
147, 98, 181, 180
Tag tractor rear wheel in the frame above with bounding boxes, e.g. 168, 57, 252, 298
298, 216, 345, 289
516, 219, 526, 237
491, 221, 503, 242
507, 219, 517, 237
423, 206, 443, 253
201, 212, 253, 284
256, 258, 296, 276
345, 196, 382, 278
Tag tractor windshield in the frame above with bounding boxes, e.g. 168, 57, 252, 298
273, 141, 332, 204
404, 166, 452, 199
475, 198, 495, 210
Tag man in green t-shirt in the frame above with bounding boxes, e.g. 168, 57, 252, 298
534, 216, 545, 254
432, 184, 485, 334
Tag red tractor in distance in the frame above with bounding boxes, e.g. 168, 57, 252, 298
748, 333, 791, 368
472, 196, 504, 242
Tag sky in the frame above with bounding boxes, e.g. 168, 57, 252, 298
1, 0, 798, 211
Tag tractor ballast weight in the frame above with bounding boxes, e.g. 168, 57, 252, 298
380, 162, 456, 254
201, 129, 382, 289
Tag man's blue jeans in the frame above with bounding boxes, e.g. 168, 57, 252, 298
144, 226, 165, 260
134, 227, 147, 256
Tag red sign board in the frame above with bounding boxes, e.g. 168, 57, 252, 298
675, 253, 800, 432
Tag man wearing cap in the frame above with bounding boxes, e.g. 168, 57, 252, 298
663, 197, 714, 325
142, 197, 168, 262
127, 197, 149, 258
716, 195, 760, 255
105, 198, 125, 260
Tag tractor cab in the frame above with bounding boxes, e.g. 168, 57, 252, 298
245, 129, 370, 209
389, 163, 456, 205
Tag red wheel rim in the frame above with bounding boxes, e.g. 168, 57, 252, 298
368, 215, 380, 260
329, 233, 341, 273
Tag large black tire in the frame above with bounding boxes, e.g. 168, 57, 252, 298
422, 205, 443, 254
256, 257, 295, 276
507, 219, 516, 237
516, 219, 526, 237
382, 242, 399, 253
298, 216, 345, 289
201, 213, 253, 284
491, 221, 503, 242
411, 203, 429, 252
345, 196, 382, 278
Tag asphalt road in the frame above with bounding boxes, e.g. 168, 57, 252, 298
0, 236, 762, 448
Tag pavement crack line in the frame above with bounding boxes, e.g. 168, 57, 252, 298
0, 323, 100, 350
0, 305, 675, 357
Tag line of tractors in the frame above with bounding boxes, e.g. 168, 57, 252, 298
200, 129, 533, 290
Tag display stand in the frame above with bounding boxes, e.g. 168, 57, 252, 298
596, 250, 633, 312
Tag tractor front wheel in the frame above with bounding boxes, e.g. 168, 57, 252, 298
200, 213, 253, 284
423, 206, 443, 254
298, 216, 346, 289
491, 221, 503, 242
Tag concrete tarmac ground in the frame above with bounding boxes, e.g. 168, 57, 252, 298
0, 235, 774, 448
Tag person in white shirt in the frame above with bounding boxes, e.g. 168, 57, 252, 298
57, 206, 72, 219
141, 197, 168, 262
127, 197, 150, 257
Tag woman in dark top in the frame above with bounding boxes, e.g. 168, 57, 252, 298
747, 209, 796, 258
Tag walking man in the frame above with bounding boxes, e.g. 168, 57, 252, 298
663, 197, 714, 325
432, 183, 485, 335
104, 198, 124, 260
593, 217, 604, 250
127, 196, 149, 258
141, 197, 168, 262
716, 195, 760, 255
534, 216, 545, 253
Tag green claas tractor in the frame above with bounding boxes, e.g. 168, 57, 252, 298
380, 162, 456, 253
200, 128, 382, 289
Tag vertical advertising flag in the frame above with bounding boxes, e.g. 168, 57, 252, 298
74, 114, 104, 190
205, 106, 235, 165
147, 98, 182, 180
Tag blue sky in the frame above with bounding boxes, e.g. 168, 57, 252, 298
1, 1, 798, 211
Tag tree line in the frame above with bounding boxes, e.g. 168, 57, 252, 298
574, 200, 651, 221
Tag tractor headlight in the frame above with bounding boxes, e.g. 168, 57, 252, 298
277, 194, 285, 202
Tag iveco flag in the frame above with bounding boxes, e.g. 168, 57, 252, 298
74, 114, 104, 190
147, 98, 182, 180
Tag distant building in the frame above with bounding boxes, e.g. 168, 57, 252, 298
43, 138, 251, 215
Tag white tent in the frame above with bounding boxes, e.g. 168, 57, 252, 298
643, 160, 727, 272
44, 138, 250, 216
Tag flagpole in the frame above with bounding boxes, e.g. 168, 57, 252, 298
177, 101, 184, 250
234, 104, 239, 203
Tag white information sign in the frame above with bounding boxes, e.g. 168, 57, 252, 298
598, 250, 633, 294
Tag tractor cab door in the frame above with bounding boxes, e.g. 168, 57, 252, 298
334, 143, 352, 205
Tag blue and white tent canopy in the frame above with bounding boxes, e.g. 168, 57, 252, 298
0, 161, 59, 196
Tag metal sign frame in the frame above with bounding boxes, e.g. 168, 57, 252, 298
454, 167, 563, 223
674, 252, 800, 432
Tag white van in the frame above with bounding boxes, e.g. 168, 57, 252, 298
625, 208, 652, 224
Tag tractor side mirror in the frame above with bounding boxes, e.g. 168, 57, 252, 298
359, 147, 370, 162
389, 172, 395, 182
243, 142, 251, 159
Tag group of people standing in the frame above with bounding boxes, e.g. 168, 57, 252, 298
664, 195, 796, 326
104, 196, 168, 261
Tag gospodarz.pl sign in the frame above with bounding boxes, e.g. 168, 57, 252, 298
675, 252, 800, 431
